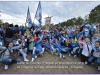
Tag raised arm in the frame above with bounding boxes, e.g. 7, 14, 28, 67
0, 46, 6, 50
78, 40, 85, 45
12, 44, 22, 50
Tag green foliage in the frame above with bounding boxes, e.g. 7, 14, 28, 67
0, 20, 3, 25
89, 4, 100, 23
60, 16, 83, 27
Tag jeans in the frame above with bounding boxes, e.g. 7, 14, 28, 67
88, 56, 100, 66
32, 49, 44, 58
56, 48, 71, 54
19, 48, 27, 60
63, 47, 71, 54
56, 48, 61, 55
49, 45, 55, 52
0, 58, 21, 65
78, 48, 83, 54
5, 38, 13, 43
81, 54, 89, 62
71, 47, 79, 54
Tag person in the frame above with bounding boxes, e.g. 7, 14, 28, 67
62, 39, 72, 56
98, 28, 100, 37
84, 28, 90, 37
88, 41, 100, 70
30, 28, 33, 35
5, 24, 14, 44
33, 34, 38, 42
47, 31, 51, 42
44, 39, 56, 55
74, 30, 79, 40
0, 42, 22, 69
14, 25, 19, 40
31, 36, 44, 62
70, 38, 79, 57
53, 36, 66, 58
69, 31, 75, 39
40, 31, 44, 39
91, 33, 99, 45
54, 29, 61, 38
18, 31, 23, 39
25, 28, 30, 35
2, 24, 8, 46
79, 37, 94, 64
28, 35, 35, 54
77, 34, 85, 55
17, 36, 29, 61
0, 25, 3, 41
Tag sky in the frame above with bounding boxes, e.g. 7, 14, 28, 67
0, 1, 100, 26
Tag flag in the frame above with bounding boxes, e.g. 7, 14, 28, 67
82, 20, 87, 25
58, 22, 61, 27
35, 1, 42, 26
26, 6, 32, 28
92, 24, 97, 33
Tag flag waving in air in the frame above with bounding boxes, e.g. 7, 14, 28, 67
35, 1, 42, 26
26, 6, 32, 28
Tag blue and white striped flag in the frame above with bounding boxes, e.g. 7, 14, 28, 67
82, 20, 87, 25
26, 6, 32, 28
35, 1, 42, 26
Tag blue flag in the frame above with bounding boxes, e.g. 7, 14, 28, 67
35, 1, 42, 26
26, 6, 32, 28
59, 22, 61, 26
92, 24, 97, 33
82, 20, 87, 25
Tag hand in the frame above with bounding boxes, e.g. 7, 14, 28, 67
22, 40, 25, 44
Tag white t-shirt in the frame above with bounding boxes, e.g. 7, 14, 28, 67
82, 42, 94, 56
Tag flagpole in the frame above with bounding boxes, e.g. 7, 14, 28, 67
33, 17, 35, 26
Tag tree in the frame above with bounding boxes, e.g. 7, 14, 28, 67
4, 22, 9, 25
89, 4, 100, 23
75, 16, 83, 25
0, 20, 3, 25
59, 16, 83, 27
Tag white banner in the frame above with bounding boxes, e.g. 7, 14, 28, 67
45, 17, 51, 25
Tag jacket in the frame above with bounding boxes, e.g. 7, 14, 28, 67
0, 44, 22, 60
35, 40, 43, 52
54, 38, 63, 51
93, 47, 100, 57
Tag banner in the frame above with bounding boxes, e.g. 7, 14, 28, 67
44, 17, 51, 30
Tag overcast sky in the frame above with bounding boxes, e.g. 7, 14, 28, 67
0, 1, 100, 26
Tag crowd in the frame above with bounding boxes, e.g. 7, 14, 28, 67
0, 23, 100, 71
